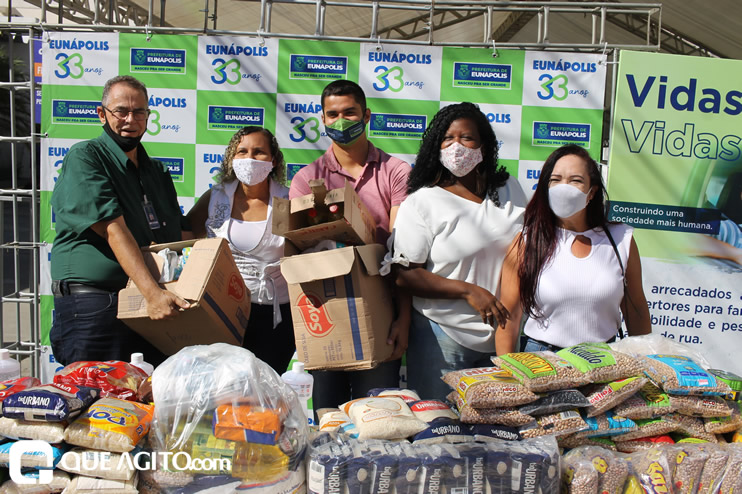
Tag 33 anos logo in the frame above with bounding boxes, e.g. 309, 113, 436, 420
54, 52, 84, 79
289, 116, 322, 143
537, 73, 569, 101
146, 109, 162, 136
373, 65, 405, 92
211, 58, 241, 85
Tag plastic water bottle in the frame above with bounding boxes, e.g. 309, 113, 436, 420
130, 353, 155, 376
0, 349, 21, 382
281, 361, 315, 426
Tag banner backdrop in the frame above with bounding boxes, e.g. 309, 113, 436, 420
607, 50, 742, 373
39, 32, 607, 345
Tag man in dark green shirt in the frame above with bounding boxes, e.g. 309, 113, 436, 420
50, 75, 190, 366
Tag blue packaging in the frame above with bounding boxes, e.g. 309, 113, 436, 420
308, 442, 350, 494
395, 443, 426, 494
1, 383, 99, 422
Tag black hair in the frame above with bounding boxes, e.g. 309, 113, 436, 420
321, 79, 367, 113
407, 102, 509, 201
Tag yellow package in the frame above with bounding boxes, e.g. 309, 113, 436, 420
213, 404, 281, 445
64, 397, 154, 453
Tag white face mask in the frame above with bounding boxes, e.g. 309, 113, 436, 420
548, 183, 590, 219
232, 158, 273, 186
439, 142, 483, 177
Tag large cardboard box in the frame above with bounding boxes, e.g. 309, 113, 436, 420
280, 244, 394, 370
273, 179, 376, 250
118, 238, 251, 355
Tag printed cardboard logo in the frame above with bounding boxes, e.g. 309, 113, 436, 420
453, 62, 512, 89
130, 48, 186, 74
207, 106, 264, 131
227, 273, 245, 302
368, 113, 426, 140
289, 54, 347, 80
297, 293, 334, 337
51, 100, 100, 125
532, 121, 591, 148
153, 157, 185, 182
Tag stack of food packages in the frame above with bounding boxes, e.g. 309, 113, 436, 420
142, 343, 308, 494
449, 340, 742, 493
0, 361, 152, 493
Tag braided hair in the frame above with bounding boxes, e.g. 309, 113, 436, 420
407, 102, 509, 202
217, 126, 287, 185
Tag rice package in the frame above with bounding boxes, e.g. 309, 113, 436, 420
0, 469, 70, 493
63, 472, 139, 494
317, 409, 358, 438
582, 376, 648, 418
441, 366, 539, 407
641, 355, 732, 396
340, 396, 427, 440
493, 351, 591, 392
557, 343, 644, 383
0, 416, 66, 443
0, 377, 41, 402
64, 397, 153, 453
1, 383, 98, 422
367, 388, 421, 404
409, 400, 471, 444
54, 360, 147, 401
0, 440, 66, 468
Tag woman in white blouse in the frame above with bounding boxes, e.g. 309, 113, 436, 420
382, 102, 527, 399
499, 144, 651, 354
188, 126, 293, 373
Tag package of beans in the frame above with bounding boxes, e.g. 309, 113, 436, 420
697, 443, 729, 494
670, 444, 710, 494
716, 444, 742, 494
574, 411, 636, 438
559, 434, 617, 451
613, 382, 675, 420
670, 413, 718, 442
621, 447, 675, 494
518, 389, 589, 416
441, 367, 539, 407
615, 435, 675, 453
563, 446, 629, 494
557, 343, 644, 383
519, 409, 587, 439
493, 351, 591, 392
447, 392, 534, 427
613, 416, 680, 441
704, 401, 742, 434
669, 394, 733, 418
641, 355, 732, 396
582, 376, 648, 418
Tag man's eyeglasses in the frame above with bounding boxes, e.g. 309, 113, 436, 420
103, 106, 151, 121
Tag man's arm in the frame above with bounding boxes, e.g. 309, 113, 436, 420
90, 216, 190, 320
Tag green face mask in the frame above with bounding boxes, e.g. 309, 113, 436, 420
324, 117, 366, 145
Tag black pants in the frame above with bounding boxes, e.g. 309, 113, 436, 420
242, 303, 295, 375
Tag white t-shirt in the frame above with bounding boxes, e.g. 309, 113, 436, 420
383, 176, 527, 352
523, 223, 633, 348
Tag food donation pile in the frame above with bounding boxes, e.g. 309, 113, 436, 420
309, 336, 742, 494
0, 344, 307, 494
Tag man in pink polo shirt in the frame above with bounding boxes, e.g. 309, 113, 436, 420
289, 79, 411, 410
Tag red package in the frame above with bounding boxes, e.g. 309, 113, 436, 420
53, 361, 147, 401
0, 377, 41, 401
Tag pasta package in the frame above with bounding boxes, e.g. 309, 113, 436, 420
64, 397, 154, 453
54, 361, 148, 400
0, 377, 41, 402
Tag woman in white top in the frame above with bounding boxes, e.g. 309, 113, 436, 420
500, 144, 651, 353
382, 103, 527, 399
188, 126, 293, 373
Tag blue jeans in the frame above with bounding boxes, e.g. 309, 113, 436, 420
521, 335, 561, 353
407, 310, 495, 401
310, 360, 402, 412
50, 292, 166, 366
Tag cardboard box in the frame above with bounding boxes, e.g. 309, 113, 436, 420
280, 244, 394, 370
272, 179, 376, 251
118, 238, 251, 355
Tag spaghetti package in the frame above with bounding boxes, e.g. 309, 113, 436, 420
54, 361, 148, 401
64, 397, 153, 453
1, 383, 98, 422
